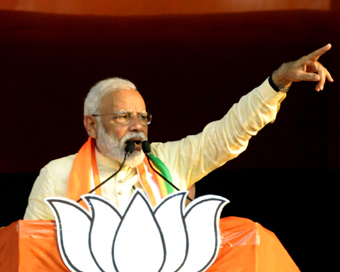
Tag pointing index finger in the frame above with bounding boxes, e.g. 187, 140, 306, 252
307, 43, 332, 61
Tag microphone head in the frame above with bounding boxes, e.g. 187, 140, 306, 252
125, 141, 135, 154
142, 140, 151, 154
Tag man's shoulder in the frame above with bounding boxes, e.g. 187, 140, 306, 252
46, 154, 77, 166
42, 154, 77, 174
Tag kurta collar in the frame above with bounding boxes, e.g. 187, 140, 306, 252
95, 148, 122, 170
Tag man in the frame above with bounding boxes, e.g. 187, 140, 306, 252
24, 44, 333, 220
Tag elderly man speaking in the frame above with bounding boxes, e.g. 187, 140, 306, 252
24, 44, 333, 220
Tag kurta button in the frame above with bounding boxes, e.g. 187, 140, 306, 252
118, 191, 123, 195
118, 179, 123, 183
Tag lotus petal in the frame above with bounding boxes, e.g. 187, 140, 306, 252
178, 196, 229, 272
45, 197, 102, 272
84, 195, 122, 272
113, 191, 165, 272
154, 192, 188, 272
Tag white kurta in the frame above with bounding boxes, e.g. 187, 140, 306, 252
24, 78, 286, 220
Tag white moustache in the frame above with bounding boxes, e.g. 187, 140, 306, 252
119, 132, 146, 145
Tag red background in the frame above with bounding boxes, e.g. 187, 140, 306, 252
1, 4, 339, 172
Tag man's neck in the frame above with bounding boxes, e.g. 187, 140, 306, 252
95, 147, 122, 169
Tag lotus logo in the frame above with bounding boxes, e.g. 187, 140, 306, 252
45, 190, 228, 272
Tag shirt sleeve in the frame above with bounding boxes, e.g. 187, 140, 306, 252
23, 155, 75, 220
23, 166, 56, 220
150, 78, 287, 189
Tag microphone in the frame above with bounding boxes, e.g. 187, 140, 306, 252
76, 140, 135, 203
125, 140, 136, 154
142, 140, 192, 202
142, 140, 151, 154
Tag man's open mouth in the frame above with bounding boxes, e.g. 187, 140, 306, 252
133, 140, 142, 146
125, 139, 143, 148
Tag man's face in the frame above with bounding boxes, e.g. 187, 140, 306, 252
99, 89, 148, 142
95, 89, 148, 166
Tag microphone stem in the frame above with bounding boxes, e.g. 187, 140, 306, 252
76, 152, 130, 203
146, 155, 193, 202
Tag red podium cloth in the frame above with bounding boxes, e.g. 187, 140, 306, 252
207, 217, 300, 271
0, 217, 300, 271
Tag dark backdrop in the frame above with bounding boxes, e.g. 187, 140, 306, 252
1, 7, 339, 271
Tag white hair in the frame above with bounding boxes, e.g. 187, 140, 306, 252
84, 77, 137, 115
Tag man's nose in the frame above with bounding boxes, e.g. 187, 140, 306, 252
128, 115, 144, 131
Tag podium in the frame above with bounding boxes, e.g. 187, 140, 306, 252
0, 217, 300, 271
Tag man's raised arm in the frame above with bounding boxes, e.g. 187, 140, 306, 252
272, 43, 333, 92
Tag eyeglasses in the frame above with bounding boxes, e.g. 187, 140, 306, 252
92, 111, 152, 125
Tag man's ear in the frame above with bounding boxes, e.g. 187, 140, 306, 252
84, 115, 98, 139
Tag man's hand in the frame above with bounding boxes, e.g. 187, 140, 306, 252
272, 44, 334, 92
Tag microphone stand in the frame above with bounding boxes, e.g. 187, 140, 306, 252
142, 140, 193, 202
76, 141, 135, 203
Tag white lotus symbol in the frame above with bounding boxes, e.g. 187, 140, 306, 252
45, 190, 228, 272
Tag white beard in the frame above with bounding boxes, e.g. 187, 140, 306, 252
96, 122, 146, 168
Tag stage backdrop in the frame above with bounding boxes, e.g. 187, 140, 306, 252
0, 1, 339, 172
